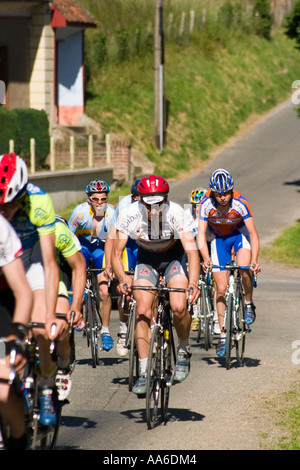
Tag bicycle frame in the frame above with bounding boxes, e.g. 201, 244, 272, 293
131, 282, 189, 429
82, 266, 104, 367
213, 263, 256, 369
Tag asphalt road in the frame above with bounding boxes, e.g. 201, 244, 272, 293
55, 99, 300, 452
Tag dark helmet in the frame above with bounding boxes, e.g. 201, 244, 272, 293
131, 179, 141, 195
85, 179, 110, 196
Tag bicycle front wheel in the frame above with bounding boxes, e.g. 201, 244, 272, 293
161, 319, 176, 424
235, 287, 246, 366
146, 324, 161, 429
225, 293, 233, 370
87, 293, 100, 368
196, 286, 203, 343
204, 288, 214, 350
127, 303, 138, 391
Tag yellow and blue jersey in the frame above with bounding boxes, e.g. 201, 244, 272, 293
68, 201, 115, 243
11, 183, 56, 250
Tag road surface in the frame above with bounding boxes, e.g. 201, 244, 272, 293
56, 99, 300, 451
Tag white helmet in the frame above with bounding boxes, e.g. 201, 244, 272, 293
0, 153, 28, 203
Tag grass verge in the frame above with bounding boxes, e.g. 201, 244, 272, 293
261, 220, 300, 268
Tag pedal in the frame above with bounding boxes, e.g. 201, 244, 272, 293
166, 371, 174, 387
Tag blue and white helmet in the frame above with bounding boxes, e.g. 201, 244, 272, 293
209, 169, 234, 193
86, 179, 110, 196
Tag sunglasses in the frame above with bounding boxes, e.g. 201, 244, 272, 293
89, 196, 108, 203
214, 191, 231, 198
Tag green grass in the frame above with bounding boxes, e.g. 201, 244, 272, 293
261, 220, 300, 267
84, 30, 300, 179
261, 382, 300, 450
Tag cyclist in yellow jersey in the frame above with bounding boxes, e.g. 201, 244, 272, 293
54, 215, 86, 400
0, 153, 67, 426
0, 214, 33, 450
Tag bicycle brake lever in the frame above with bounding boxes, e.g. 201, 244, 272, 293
187, 287, 193, 312
50, 323, 57, 354
69, 311, 75, 335
8, 349, 16, 385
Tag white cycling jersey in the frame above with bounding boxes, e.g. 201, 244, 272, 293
115, 200, 192, 253
0, 214, 22, 269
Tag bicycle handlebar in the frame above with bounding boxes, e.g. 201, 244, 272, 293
130, 285, 188, 293
213, 264, 257, 287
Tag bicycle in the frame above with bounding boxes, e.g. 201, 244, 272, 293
131, 282, 191, 429
124, 295, 138, 392
81, 263, 103, 368
120, 270, 138, 391
0, 313, 73, 450
196, 269, 215, 350
213, 262, 257, 370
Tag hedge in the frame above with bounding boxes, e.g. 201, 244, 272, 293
0, 108, 50, 167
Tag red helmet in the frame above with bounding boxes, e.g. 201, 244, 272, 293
138, 175, 169, 204
0, 153, 28, 203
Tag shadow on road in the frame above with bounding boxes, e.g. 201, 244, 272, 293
120, 407, 205, 426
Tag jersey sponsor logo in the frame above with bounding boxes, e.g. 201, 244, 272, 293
119, 212, 140, 231
27, 183, 45, 195
58, 233, 71, 247
34, 207, 48, 220
139, 268, 149, 276
70, 213, 84, 230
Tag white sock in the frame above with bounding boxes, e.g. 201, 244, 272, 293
119, 322, 127, 334
101, 326, 110, 334
139, 358, 148, 375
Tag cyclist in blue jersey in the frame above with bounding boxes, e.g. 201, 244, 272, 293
68, 179, 115, 351
0, 214, 33, 449
0, 153, 67, 426
198, 169, 261, 357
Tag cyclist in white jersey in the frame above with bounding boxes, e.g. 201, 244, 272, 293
106, 179, 140, 357
112, 175, 200, 395
68, 179, 115, 351
0, 214, 33, 449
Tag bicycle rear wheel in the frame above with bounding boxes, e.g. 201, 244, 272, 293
39, 405, 62, 450
225, 293, 233, 370
146, 324, 161, 429
127, 303, 138, 391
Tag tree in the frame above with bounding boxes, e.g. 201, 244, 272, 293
285, 0, 300, 49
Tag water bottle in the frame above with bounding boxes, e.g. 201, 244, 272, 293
21, 376, 34, 412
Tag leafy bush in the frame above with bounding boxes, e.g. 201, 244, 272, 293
0, 108, 49, 167
285, 0, 300, 49
0, 107, 20, 154
252, 0, 272, 40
